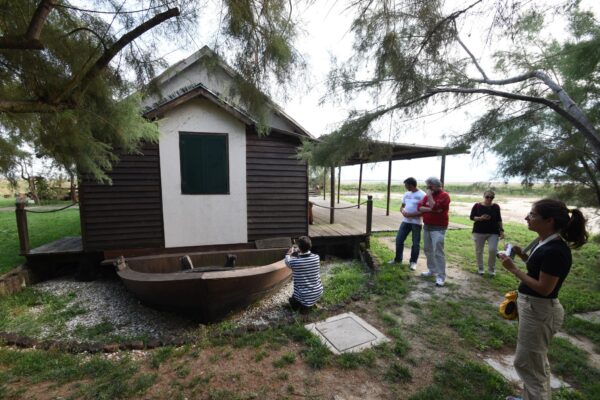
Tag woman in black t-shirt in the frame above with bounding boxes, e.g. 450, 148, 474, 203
470, 190, 504, 276
499, 199, 588, 400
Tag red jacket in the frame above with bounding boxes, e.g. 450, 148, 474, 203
418, 190, 450, 227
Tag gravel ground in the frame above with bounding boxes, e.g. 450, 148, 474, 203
33, 261, 343, 340
35, 277, 196, 340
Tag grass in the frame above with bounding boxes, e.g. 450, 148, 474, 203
0, 347, 155, 399
549, 337, 600, 399
0, 287, 87, 338
425, 297, 517, 351
320, 261, 369, 305
409, 356, 513, 400
0, 207, 81, 275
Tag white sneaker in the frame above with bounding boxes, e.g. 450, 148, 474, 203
435, 277, 445, 287
489, 271, 496, 277
409, 262, 417, 271
477, 269, 484, 276
421, 271, 434, 277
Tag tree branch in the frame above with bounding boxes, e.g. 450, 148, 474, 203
0, 100, 66, 113
412, 0, 483, 64
429, 81, 600, 156
64, 27, 107, 51
55, 7, 180, 103
455, 34, 488, 80
0, 0, 57, 50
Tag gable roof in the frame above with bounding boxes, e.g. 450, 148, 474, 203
141, 46, 314, 140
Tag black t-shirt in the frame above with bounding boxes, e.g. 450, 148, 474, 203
470, 203, 502, 234
518, 239, 572, 299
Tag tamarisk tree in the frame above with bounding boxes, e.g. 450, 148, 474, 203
0, 0, 302, 181
305, 0, 600, 204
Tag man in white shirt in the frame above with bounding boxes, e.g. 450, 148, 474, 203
389, 177, 426, 270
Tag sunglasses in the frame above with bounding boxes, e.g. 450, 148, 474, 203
485, 196, 494, 199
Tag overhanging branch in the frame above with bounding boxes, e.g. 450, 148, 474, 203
55, 7, 180, 103
427, 86, 600, 155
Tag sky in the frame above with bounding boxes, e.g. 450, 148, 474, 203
157, 0, 600, 185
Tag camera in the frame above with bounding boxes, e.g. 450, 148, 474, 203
497, 243, 515, 259
290, 244, 299, 257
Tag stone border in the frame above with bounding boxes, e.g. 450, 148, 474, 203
0, 265, 32, 297
0, 331, 191, 353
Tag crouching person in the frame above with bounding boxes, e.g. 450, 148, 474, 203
285, 236, 323, 311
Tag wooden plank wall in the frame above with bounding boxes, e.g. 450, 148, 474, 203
246, 129, 308, 241
79, 142, 165, 251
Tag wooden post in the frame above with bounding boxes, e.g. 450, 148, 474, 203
337, 166, 341, 204
440, 154, 446, 186
330, 166, 335, 224
15, 199, 30, 254
386, 159, 392, 216
357, 162, 363, 209
323, 167, 326, 200
366, 195, 373, 248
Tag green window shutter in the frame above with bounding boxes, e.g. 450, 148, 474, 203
180, 132, 229, 194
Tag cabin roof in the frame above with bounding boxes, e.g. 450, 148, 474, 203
342, 140, 468, 166
142, 46, 314, 140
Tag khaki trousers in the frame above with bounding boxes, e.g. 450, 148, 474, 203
514, 293, 564, 400
472, 233, 499, 273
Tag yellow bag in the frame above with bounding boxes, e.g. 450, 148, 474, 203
499, 290, 518, 320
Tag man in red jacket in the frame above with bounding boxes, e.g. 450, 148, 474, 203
418, 177, 451, 287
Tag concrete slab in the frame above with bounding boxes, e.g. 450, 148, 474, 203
573, 310, 600, 325
305, 312, 390, 354
484, 354, 570, 389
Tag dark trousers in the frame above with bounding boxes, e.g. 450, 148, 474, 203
395, 222, 422, 263
288, 297, 311, 313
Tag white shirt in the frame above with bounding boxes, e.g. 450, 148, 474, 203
402, 189, 426, 225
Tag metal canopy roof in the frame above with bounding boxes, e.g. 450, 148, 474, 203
342, 140, 468, 166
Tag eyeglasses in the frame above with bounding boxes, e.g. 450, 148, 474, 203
485, 196, 494, 199
526, 212, 539, 219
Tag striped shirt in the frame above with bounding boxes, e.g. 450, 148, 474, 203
284, 251, 323, 307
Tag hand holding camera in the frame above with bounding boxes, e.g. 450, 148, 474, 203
288, 243, 299, 257
496, 243, 515, 259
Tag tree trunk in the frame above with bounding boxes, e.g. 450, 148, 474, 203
27, 176, 39, 205
68, 170, 77, 202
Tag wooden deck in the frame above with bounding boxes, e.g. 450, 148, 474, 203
309, 197, 401, 238
308, 197, 468, 239
27, 236, 83, 256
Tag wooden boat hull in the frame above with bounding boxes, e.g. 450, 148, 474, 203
117, 248, 291, 322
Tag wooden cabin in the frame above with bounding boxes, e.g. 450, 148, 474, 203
79, 47, 312, 258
